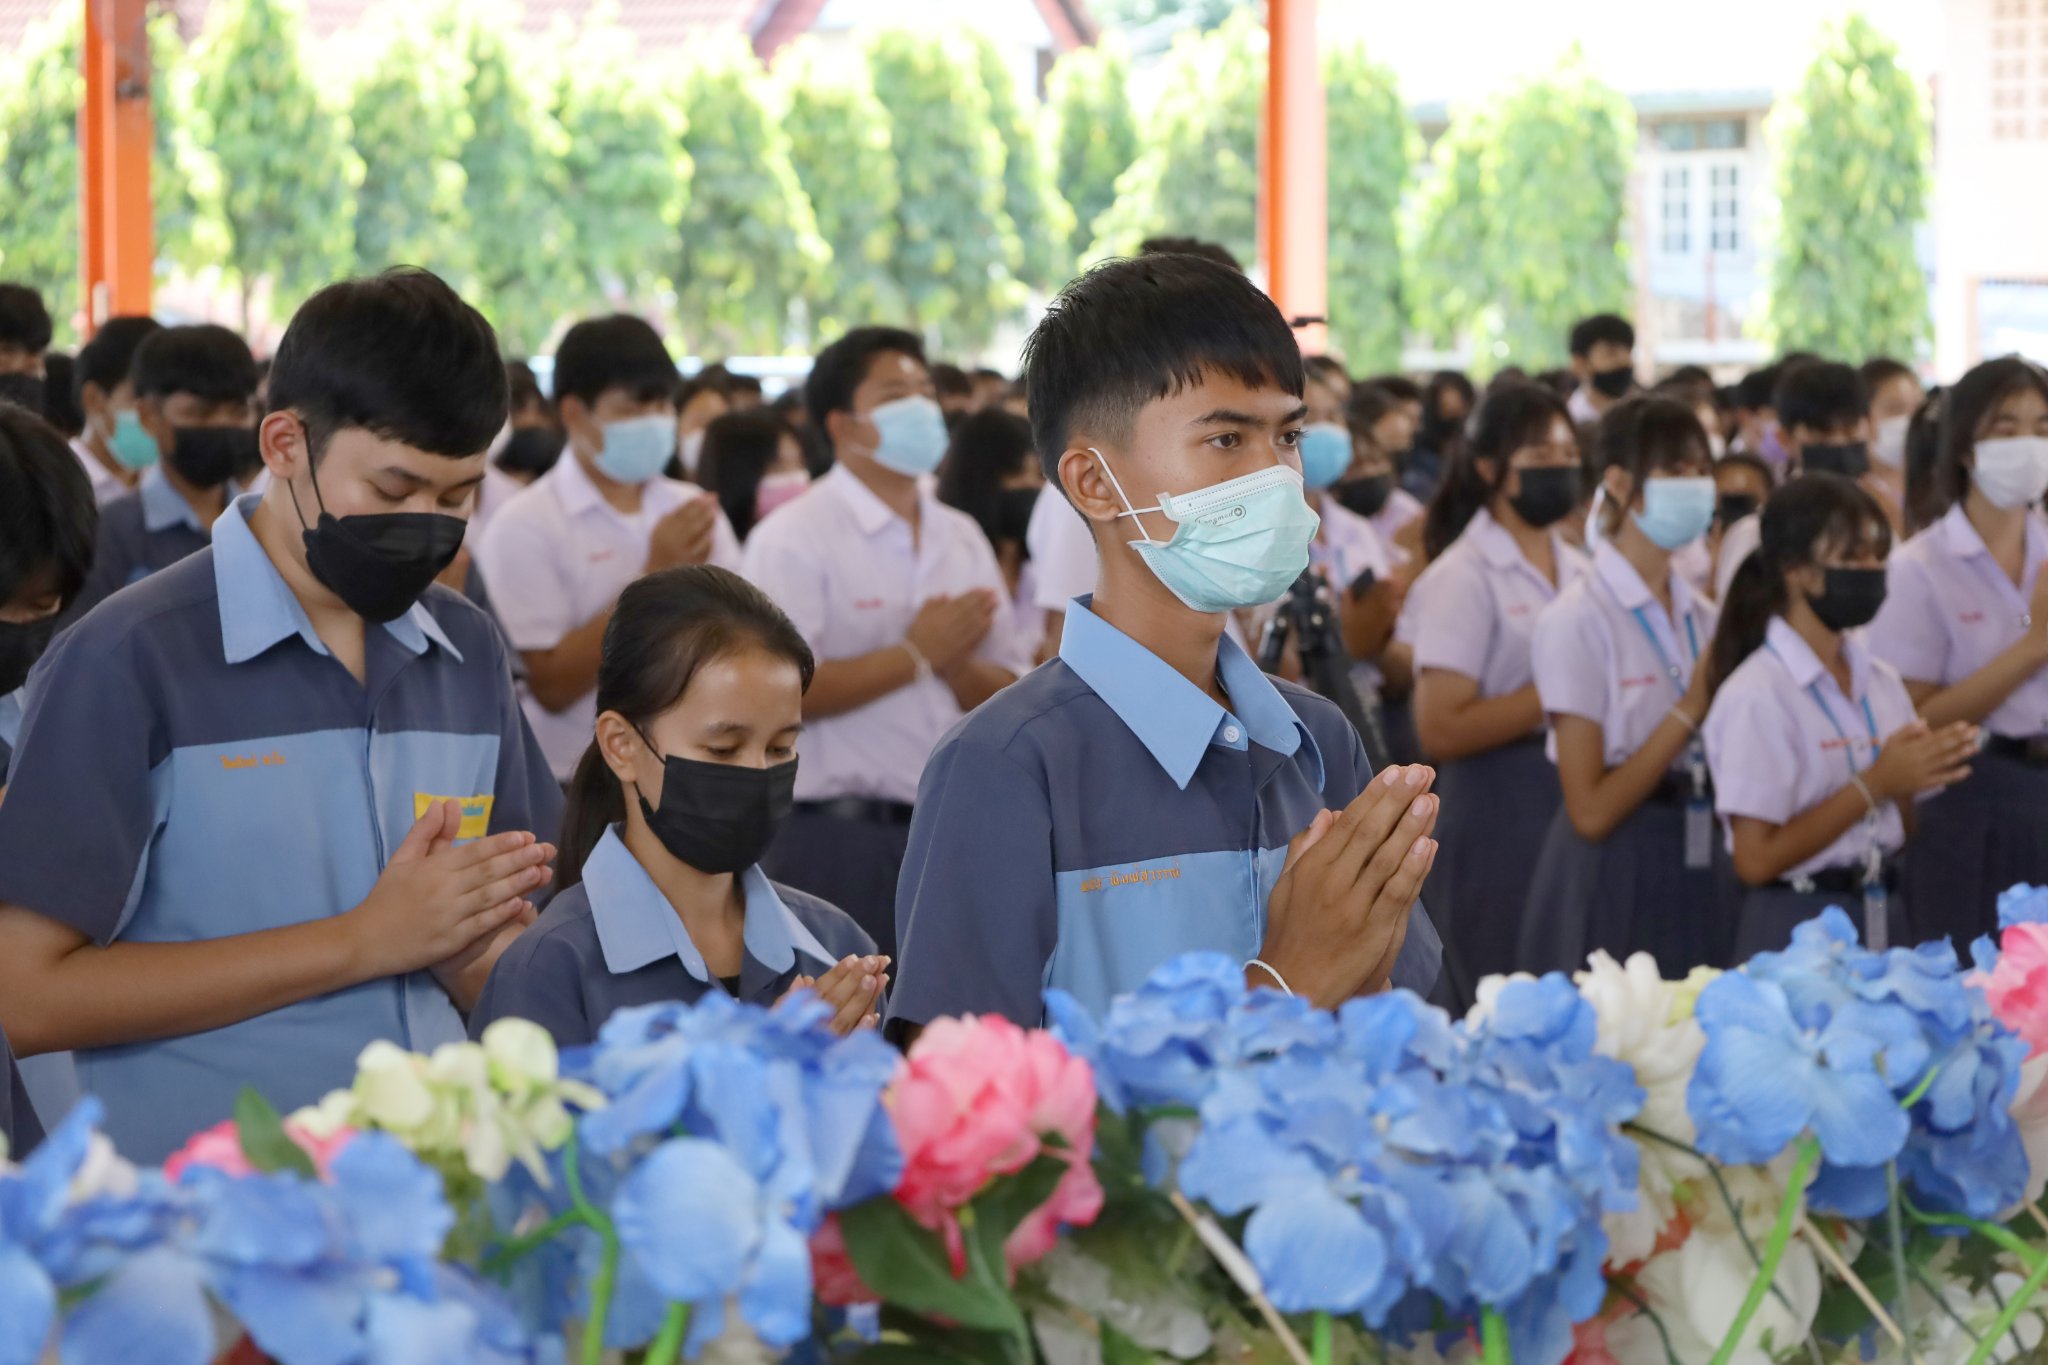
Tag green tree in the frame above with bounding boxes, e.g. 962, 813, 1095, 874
775, 38, 901, 343
191, 0, 358, 329
1761, 15, 1930, 359
674, 35, 827, 356
551, 10, 686, 313
1091, 0, 1243, 37
867, 30, 1023, 356
1087, 9, 1263, 269
1407, 51, 1633, 371
1324, 44, 1413, 373
149, 13, 216, 276
347, 7, 470, 279
1045, 39, 1140, 268
969, 32, 1074, 292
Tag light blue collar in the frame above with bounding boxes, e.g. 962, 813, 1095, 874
585, 825, 835, 981
140, 464, 221, 534
0, 688, 22, 750
212, 495, 463, 665
1058, 595, 1318, 791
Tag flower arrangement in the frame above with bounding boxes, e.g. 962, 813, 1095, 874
10, 894, 2048, 1365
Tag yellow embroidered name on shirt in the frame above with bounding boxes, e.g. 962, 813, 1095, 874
414, 792, 496, 840
219, 753, 287, 771
1080, 865, 1183, 894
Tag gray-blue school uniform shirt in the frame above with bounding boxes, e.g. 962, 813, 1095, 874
0, 495, 562, 1163
889, 596, 1442, 1030
469, 825, 876, 1048
0, 1026, 40, 1157
68, 466, 228, 619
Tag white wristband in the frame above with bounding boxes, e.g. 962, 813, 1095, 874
1848, 772, 1880, 815
1244, 958, 1294, 996
901, 639, 934, 684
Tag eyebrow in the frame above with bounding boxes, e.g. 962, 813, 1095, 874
1191, 403, 1310, 428
700, 721, 807, 737
376, 466, 487, 494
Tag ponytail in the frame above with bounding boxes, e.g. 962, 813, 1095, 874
557, 741, 627, 891
1704, 548, 1779, 699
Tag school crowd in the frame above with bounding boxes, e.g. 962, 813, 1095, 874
0, 237, 2041, 1179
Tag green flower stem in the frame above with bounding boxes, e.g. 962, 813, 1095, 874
644, 1303, 693, 1365
1901, 1196, 2048, 1275
1963, 1247, 2048, 1365
1480, 1307, 1510, 1364
482, 1207, 585, 1277
1312, 1312, 1332, 1365
1709, 1136, 1821, 1365
562, 1128, 621, 1365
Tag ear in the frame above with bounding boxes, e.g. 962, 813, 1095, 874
136, 395, 173, 449
595, 711, 648, 792
1602, 465, 1635, 510
258, 409, 311, 482
79, 380, 108, 417
825, 407, 869, 458
1057, 444, 1132, 530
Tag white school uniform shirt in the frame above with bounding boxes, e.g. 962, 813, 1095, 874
1533, 540, 1719, 766
475, 452, 743, 779
469, 464, 523, 538
1715, 513, 1761, 604
1702, 616, 1915, 878
1025, 486, 1100, 613
1409, 507, 1591, 701
1868, 504, 2048, 739
1567, 385, 1602, 427
1313, 495, 1393, 592
741, 464, 1031, 805
1371, 488, 1425, 565
70, 438, 131, 506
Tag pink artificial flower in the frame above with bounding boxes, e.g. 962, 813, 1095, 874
1564, 1319, 1622, 1365
809, 1214, 876, 1307
888, 1014, 1104, 1276
1980, 922, 2048, 1058
162, 1118, 357, 1183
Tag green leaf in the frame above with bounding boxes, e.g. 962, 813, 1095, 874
234, 1086, 318, 1179
972, 1153, 1073, 1248
839, 1198, 1025, 1335
1101, 1319, 1158, 1365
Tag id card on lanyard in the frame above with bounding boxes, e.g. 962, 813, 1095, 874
1800, 675, 1889, 951
1629, 605, 1713, 868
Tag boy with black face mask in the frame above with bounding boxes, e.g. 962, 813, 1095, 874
0, 269, 564, 1164
0, 284, 53, 416
1567, 313, 1637, 426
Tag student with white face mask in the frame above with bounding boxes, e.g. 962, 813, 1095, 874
1863, 356, 1924, 535
1868, 357, 2048, 950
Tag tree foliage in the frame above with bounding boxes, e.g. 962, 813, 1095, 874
1407, 51, 1633, 371
1324, 44, 1413, 373
775, 39, 902, 344
1087, 9, 1263, 270
970, 33, 1074, 292
1090, 0, 1243, 37
1044, 38, 1139, 271
347, 7, 470, 280
673, 35, 827, 356
1761, 14, 1930, 359
190, 0, 359, 325
867, 29, 1023, 356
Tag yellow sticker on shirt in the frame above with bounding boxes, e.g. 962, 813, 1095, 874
414, 793, 496, 841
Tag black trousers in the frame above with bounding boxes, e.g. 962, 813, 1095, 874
761, 808, 913, 960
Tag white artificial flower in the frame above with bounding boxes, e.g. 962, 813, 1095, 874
67, 1132, 138, 1204
288, 1088, 359, 1141
481, 1017, 561, 1091
353, 1040, 437, 1131
1609, 1223, 1821, 1365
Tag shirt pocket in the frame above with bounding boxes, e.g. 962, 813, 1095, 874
1046, 849, 1261, 1020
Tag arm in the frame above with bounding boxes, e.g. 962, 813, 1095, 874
1413, 670, 1544, 762
943, 659, 1016, 712
1340, 579, 1401, 660
1725, 790, 1883, 887
1552, 707, 1699, 843
1868, 557, 2048, 729
520, 606, 611, 713
806, 648, 919, 719
1902, 635, 2048, 728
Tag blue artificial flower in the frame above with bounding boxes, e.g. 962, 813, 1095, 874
1999, 883, 2048, 930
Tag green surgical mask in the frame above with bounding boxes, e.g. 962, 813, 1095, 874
109, 408, 159, 471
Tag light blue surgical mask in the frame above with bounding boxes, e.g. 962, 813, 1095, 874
595, 414, 676, 485
1093, 449, 1320, 613
1297, 422, 1352, 491
866, 395, 949, 477
1632, 475, 1716, 551
109, 408, 159, 471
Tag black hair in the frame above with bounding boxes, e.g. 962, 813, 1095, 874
1347, 381, 1398, 438
1595, 396, 1711, 536
1137, 236, 1243, 272
1736, 365, 1782, 413
1933, 355, 2048, 512
1368, 374, 1423, 405
937, 408, 1036, 544
1421, 370, 1475, 455
1304, 354, 1351, 389
1421, 380, 1572, 561
74, 316, 161, 401
552, 314, 677, 411
0, 402, 97, 608
268, 268, 507, 460
1773, 360, 1869, 440
1860, 356, 1916, 399
1022, 254, 1302, 488
1904, 392, 1946, 533
973, 367, 1008, 386
695, 410, 797, 542
1715, 451, 1775, 493
0, 284, 52, 356
1668, 363, 1714, 389
1653, 367, 1717, 410
1569, 313, 1635, 359
506, 360, 546, 415
693, 362, 736, 394
931, 362, 973, 401
130, 324, 259, 405
38, 354, 83, 438
676, 374, 728, 412
806, 326, 927, 448
727, 373, 763, 399
559, 565, 816, 889
1705, 473, 1892, 698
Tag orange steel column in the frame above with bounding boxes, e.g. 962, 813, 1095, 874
80, 0, 154, 334
1262, 0, 1327, 353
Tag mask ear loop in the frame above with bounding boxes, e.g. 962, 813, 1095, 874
1087, 447, 1167, 546
282, 417, 332, 534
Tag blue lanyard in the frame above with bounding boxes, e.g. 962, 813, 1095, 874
1802, 681, 1881, 775
1628, 605, 1701, 698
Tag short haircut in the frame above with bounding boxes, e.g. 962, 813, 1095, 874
267, 268, 507, 461
930, 362, 973, 400
130, 324, 259, 405
1347, 381, 1397, 432
1737, 364, 1782, 413
0, 402, 97, 607
727, 372, 764, 398
505, 360, 545, 413
1569, 313, 1635, 359
39, 354, 84, 438
676, 375, 726, 411
694, 361, 736, 394
1367, 374, 1422, 405
1715, 450, 1775, 490
0, 283, 53, 356
1137, 236, 1243, 272
972, 367, 1007, 386
806, 326, 926, 437
551, 314, 678, 410
74, 316, 161, 400
1022, 253, 1303, 487
1304, 354, 1351, 389
1774, 359, 1869, 435
1860, 356, 1916, 396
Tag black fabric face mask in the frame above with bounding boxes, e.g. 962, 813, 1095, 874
1808, 566, 1888, 632
0, 374, 46, 415
636, 736, 798, 876
169, 426, 257, 489
1590, 366, 1635, 400
289, 428, 467, 623
1801, 442, 1870, 479
995, 487, 1040, 545
1717, 492, 1759, 527
1509, 466, 1582, 529
497, 426, 565, 479
1335, 473, 1395, 519
0, 617, 59, 696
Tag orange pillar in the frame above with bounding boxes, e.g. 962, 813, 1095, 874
80, 0, 154, 334
1263, 0, 1327, 354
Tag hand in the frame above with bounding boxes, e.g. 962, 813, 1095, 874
906, 592, 996, 677
1864, 719, 1978, 801
782, 954, 889, 1035
344, 801, 556, 983
1258, 764, 1441, 1007
1679, 651, 1714, 726
433, 906, 537, 1013
644, 496, 720, 573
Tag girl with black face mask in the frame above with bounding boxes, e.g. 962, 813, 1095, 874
1700, 475, 1979, 958
468, 566, 884, 1048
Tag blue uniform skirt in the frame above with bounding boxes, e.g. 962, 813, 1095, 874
1425, 735, 1558, 1012
1731, 882, 1909, 960
1901, 750, 2048, 953
1517, 797, 1738, 978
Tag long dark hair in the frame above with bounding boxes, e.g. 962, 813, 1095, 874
696, 411, 796, 541
937, 408, 1036, 545
1704, 474, 1892, 698
1595, 396, 1711, 537
1903, 392, 1945, 535
559, 566, 816, 889
1421, 380, 1572, 561
1934, 356, 2048, 513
